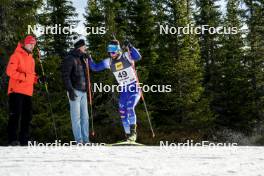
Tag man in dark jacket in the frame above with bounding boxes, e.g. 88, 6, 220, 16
61, 38, 89, 144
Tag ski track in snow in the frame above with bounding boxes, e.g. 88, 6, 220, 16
0, 146, 263, 176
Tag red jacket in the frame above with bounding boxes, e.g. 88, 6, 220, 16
6, 43, 37, 96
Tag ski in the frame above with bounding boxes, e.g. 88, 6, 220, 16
107, 141, 145, 146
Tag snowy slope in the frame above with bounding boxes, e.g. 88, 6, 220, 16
0, 146, 263, 176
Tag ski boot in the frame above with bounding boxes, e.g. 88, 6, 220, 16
9, 140, 20, 146
127, 124, 137, 142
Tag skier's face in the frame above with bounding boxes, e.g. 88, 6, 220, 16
110, 52, 119, 59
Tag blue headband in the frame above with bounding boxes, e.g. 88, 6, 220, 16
107, 44, 121, 52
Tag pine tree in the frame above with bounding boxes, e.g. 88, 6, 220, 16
84, 0, 106, 56
194, 0, 222, 93
211, 0, 257, 132
150, 0, 214, 130
128, 0, 158, 73
37, 0, 78, 57
243, 0, 264, 131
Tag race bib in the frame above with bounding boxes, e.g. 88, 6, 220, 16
113, 66, 137, 86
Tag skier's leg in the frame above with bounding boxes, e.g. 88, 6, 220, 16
19, 95, 32, 145
8, 93, 23, 145
68, 89, 82, 143
80, 91, 89, 143
119, 91, 130, 134
126, 91, 141, 142
127, 92, 141, 125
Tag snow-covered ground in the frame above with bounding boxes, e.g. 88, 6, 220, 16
0, 146, 263, 176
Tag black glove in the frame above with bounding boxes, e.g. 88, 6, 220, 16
123, 40, 133, 48
68, 89, 77, 101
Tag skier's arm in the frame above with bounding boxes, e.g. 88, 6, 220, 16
88, 57, 110, 72
126, 47, 141, 61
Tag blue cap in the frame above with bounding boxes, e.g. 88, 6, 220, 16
107, 44, 121, 53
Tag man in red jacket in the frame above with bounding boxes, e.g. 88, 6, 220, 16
6, 35, 38, 146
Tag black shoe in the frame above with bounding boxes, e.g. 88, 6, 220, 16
20, 142, 29, 146
9, 141, 20, 146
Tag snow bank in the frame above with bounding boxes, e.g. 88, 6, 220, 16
0, 146, 263, 176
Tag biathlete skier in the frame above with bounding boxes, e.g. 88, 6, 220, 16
88, 40, 142, 142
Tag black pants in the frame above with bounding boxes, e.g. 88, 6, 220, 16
8, 93, 32, 145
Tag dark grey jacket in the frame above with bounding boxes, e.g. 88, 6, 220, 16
61, 49, 88, 92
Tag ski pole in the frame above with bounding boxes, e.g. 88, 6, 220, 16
83, 55, 95, 137
36, 48, 58, 140
126, 46, 155, 138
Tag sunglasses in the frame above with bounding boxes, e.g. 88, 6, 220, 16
109, 52, 118, 55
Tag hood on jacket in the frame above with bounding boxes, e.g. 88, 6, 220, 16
15, 42, 32, 55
